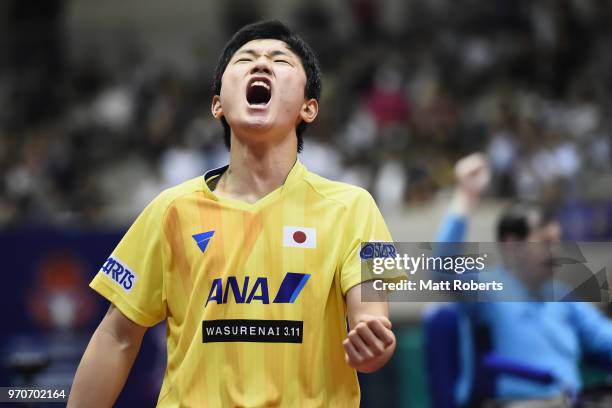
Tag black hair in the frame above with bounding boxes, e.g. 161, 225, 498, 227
212, 20, 322, 152
496, 203, 557, 242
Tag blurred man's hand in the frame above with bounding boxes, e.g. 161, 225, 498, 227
455, 153, 491, 197
452, 153, 491, 214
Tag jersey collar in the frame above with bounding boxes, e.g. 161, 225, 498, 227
201, 160, 306, 211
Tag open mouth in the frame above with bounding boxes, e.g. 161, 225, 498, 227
246, 77, 272, 107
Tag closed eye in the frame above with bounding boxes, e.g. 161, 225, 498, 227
275, 59, 292, 65
235, 58, 252, 63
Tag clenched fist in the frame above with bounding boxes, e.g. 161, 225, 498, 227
343, 315, 396, 373
451, 152, 491, 214
455, 152, 491, 199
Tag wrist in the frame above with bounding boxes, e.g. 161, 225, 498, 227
450, 189, 480, 216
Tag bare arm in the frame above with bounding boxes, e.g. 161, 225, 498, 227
68, 305, 147, 407
343, 283, 396, 373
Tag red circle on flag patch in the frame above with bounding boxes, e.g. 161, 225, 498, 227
293, 231, 307, 244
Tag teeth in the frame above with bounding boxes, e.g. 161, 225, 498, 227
251, 81, 270, 90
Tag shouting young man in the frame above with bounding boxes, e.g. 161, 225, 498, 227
69, 20, 395, 407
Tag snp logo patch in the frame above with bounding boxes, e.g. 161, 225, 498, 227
359, 242, 396, 261
100, 256, 137, 292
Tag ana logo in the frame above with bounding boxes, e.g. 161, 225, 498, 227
100, 256, 137, 292
283, 226, 316, 249
193, 230, 215, 253
206, 272, 310, 306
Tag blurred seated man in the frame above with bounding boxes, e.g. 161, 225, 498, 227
437, 153, 612, 407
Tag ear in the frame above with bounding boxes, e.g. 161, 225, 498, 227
211, 95, 223, 119
299, 98, 318, 124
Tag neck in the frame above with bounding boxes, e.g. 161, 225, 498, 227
505, 259, 547, 294
215, 131, 298, 203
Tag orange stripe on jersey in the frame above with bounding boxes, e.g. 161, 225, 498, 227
164, 203, 193, 295
240, 211, 263, 264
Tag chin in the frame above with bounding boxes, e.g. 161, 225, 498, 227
230, 113, 294, 142
243, 119, 274, 134
231, 120, 276, 144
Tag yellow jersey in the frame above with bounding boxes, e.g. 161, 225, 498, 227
90, 160, 392, 407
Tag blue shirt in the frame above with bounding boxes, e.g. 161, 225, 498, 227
438, 213, 612, 402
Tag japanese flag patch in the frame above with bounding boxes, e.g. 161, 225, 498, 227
283, 226, 316, 249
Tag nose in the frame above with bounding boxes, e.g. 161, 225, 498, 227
250, 57, 272, 75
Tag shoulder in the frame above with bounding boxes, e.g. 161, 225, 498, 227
303, 171, 376, 211
145, 176, 204, 218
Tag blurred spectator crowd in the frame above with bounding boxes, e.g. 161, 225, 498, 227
1, 0, 612, 227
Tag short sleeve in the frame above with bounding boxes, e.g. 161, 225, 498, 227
339, 191, 393, 295
90, 195, 168, 327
